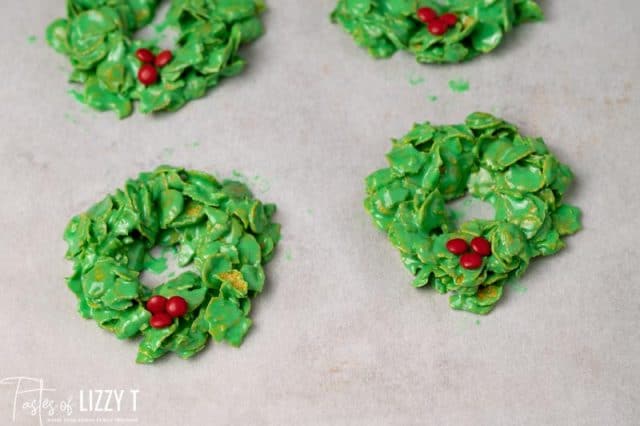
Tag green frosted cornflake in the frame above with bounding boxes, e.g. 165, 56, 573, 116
552, 204, 582, 236
143, 254, 168, 275
504, 164, 545, 192
386, 144, 426, 175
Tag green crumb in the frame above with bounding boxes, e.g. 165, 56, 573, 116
162, 148, 174, 160
508, 280, 528, 294
448, 79, 470, 93
143, 254, 168, 274
64, 112, 78, 124
475, 319, 481, 325
253, 175, 271, 193
68, 89, 85, 105
285, 249, 293, 261
27, 35, 37, 44
230, 170, 270, 193
409, 75, 425, 86
427, 95, 438, 102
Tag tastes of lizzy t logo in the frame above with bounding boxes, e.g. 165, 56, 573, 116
0, 377, 139, 425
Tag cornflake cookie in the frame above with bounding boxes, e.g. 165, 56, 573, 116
364, 113, 581, 314
331, 0, 543, 63
64, 166, 280, 363
47, 0, 265, 118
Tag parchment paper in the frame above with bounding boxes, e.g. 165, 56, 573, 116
1, 1, 639, 425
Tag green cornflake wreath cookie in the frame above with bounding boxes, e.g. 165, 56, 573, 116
46, 0, 265, 118
331, 0, 543, 63
364, 113, 581, 314
63, 166, 280, 363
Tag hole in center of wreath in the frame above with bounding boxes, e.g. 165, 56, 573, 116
448, 193, 495, 228
140, 245, 197, 289
134, 1, 180, 51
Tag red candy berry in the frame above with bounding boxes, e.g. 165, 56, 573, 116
154, 50, 173, 67
440, 13, 458, 27
146, 295, 167, 314
149, 312, 173, 329
446, 238, 469, 255
135, 48, 155, 63
165, 296, 188, 318
460, 252, 483, 270
470, 236, 492, 256
137, 64, 158, 85
417, 7, 437, 23
428, 19, 448, 36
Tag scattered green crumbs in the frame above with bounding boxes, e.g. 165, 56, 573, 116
331, 0, 543, 64
364, 112, 581, 314
63, 166, 281, 363
46, 0, 266, 118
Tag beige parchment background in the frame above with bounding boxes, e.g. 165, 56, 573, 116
0, 0, 639, 425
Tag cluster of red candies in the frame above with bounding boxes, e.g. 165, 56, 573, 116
446, 236, 491, 270
416, 7, 458, 36
135, 48, 173, 86
145, 295, 188, 329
